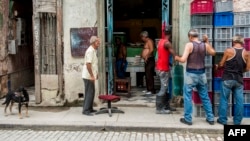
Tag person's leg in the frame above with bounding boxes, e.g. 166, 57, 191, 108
156, 70, 170, 114
122, 60, 128, 77
196, 73, 214, 123
116, 59, 123, 78
146, 57, 155, 93
182, 72, 197, 123
145, 62, 149, 92
233, 81, 244, 125
156, 70, 168, 96
83, 79, 91, 113
89, 80, 96, 112
168, 77, 172, 98
218, 80, 232, 124
83, 79, 95, 115
165, 70, 176, 111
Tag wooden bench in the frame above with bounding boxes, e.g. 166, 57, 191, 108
114, 77, 131, 97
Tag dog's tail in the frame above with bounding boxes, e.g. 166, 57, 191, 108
1, 95, 7, 105
2, 92, 11, 105
0, 95, 6, 100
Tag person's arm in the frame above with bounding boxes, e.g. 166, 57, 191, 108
216, 48, 230, 70
86, 63, 95, 81
203, 35, 216, 56
244, 51, 250, 72
205, 42, 216, 56
164, 41, 176, 56
174, 42, 192, 63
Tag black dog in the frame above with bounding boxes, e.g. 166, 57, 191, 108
2, 87, 29, 119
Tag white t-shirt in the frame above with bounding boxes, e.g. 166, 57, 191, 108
82, 46, 98, 79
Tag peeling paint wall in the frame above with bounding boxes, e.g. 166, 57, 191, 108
233, 0, 250, 12
0, 0, 9, 97
63, 0, 98, 103
0, 0, 34, 97
178, 0, 192, 58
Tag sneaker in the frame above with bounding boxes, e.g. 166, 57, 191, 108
142, 90, 148, 93
206, 119, 215, 125
217, 119, 226, 125
156, 109, 170, 114
180, 118, 192, 125
146, 91, 152, 95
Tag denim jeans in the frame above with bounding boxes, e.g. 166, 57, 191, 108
116, 59, 128, 78
218, 80, 243, 125
156, 70, 170, 96
184, 72, 214, 122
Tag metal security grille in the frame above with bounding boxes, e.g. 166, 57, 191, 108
39, 13, 57, 74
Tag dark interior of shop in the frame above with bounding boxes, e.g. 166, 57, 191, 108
113, 0, 172, 44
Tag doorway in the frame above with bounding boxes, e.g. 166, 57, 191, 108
106, 0, 173, 106
9, 0, 35, 101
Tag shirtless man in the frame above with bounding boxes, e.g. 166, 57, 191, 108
115, 37, 127, 78
140, 31, 155, 95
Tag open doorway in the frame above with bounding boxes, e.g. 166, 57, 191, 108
10, 0, 35, 101
108, 0, 173, 106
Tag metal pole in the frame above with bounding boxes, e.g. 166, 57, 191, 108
107, 0, 113, 95
162, 0, 169, 39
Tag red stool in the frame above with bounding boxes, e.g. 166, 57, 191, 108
95, 94, 124, 117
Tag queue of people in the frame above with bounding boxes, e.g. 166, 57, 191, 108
81, 29, 250, 126
175, 31, 250, 125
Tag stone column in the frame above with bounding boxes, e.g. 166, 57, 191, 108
96, 0, 106, 106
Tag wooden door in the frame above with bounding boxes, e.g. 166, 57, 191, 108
32, 0, 63, 103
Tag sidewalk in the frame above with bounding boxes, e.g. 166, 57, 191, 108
1, 105, 249, 134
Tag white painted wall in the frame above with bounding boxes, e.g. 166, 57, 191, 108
178, 0, 192, 57
63, 0, 98, 103
175, 0, 192, 96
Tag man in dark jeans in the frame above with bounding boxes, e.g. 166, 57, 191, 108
216, 35, 250, 125
115, 37, 127, 78
140, 31, 155, 95
155, 29, 176, 114
82, 36, 100, 116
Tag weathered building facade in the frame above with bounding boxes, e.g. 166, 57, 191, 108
0, 0, 195, 106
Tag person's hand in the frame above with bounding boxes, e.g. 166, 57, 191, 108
90, 76, 95, 81
174, 55, 179, 61
202, 34, 209, 43
214, 64, 219, 71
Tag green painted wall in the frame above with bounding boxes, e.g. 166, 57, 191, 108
106, 47, 156, 57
